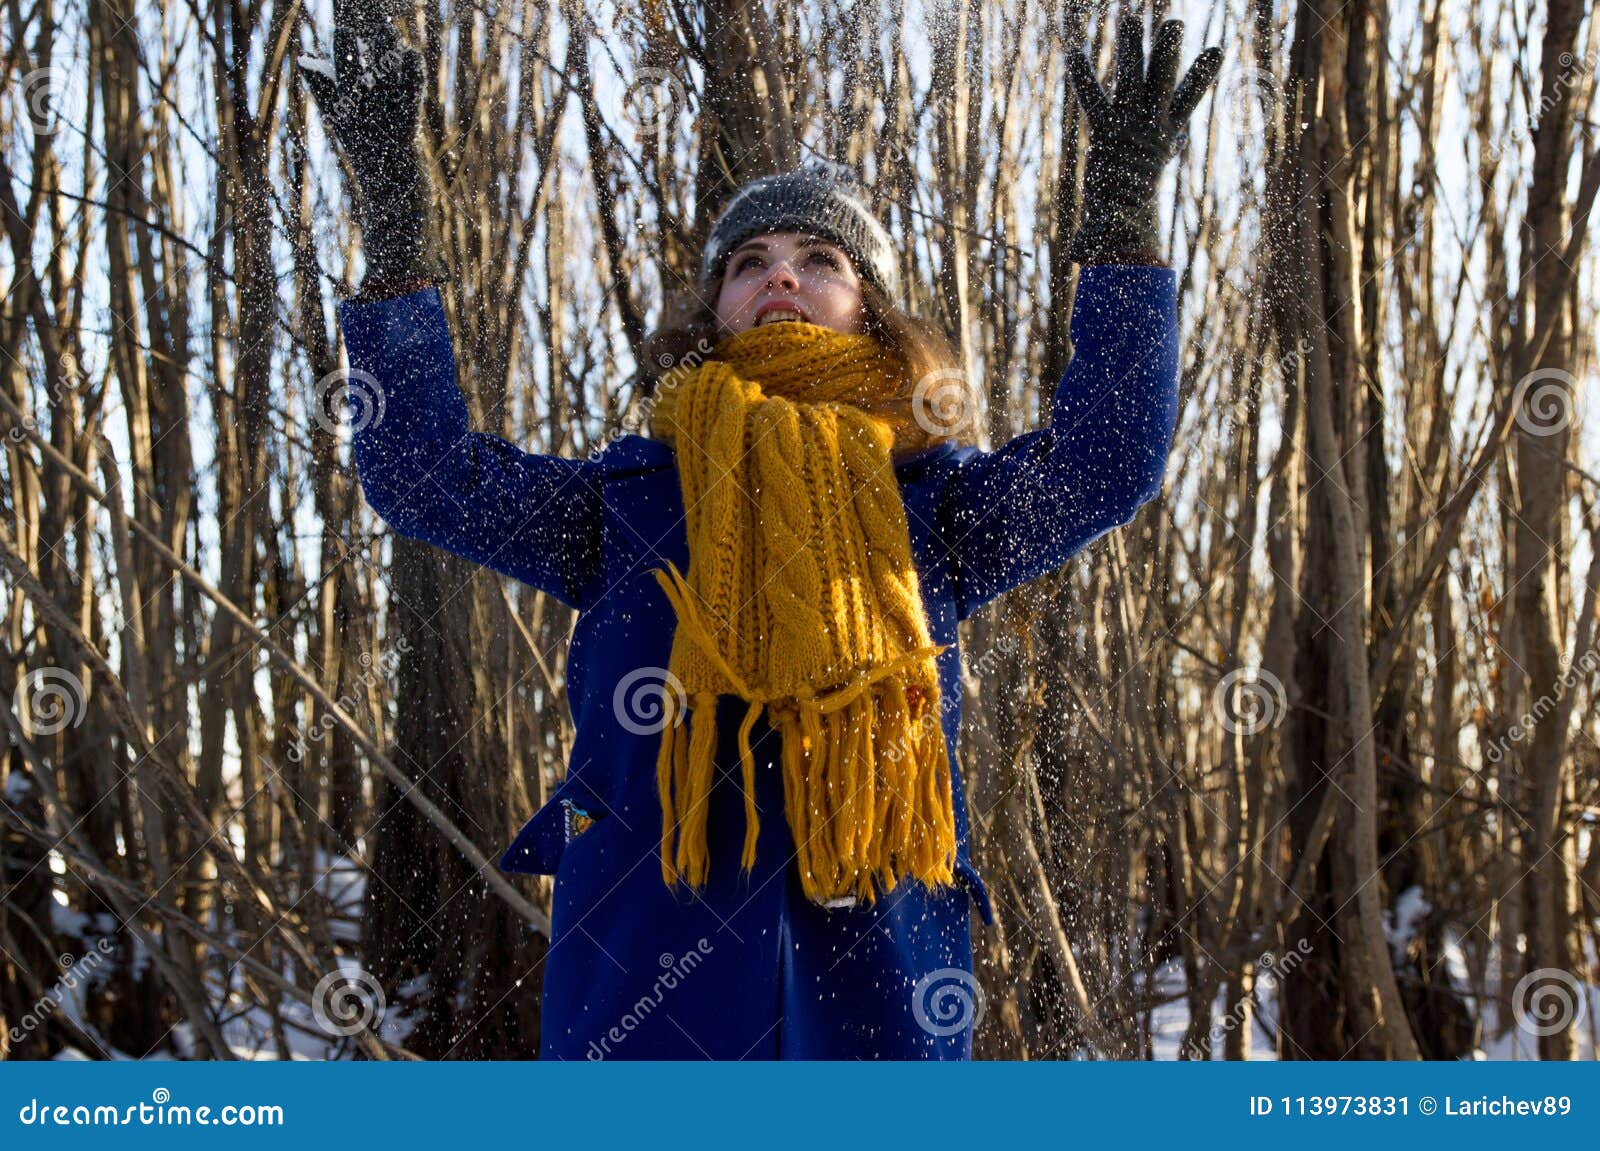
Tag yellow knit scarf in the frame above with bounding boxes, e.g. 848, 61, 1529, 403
647, 319, 958, 907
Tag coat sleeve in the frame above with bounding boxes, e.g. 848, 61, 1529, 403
336, 286, 602, 611
940, 264, 1179, 621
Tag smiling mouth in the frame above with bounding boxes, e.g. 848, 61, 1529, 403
755, 306, 807, 327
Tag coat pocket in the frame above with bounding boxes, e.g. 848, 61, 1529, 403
497, 782, 608, 876
954, 855, 996, 927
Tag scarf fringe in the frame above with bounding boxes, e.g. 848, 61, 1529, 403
653, 562, 958, 906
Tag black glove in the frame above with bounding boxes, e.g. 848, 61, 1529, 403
299, 5, 436, 286
1066, 16, 1223, 265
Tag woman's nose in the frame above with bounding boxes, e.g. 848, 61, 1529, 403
765, 261, 798, 290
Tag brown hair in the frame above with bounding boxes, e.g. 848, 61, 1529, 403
637, 272, 980, 462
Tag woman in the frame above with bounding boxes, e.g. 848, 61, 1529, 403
302, 13, 1220, 1059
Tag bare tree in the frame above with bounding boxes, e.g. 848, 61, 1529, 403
2, 0, 1595, 1061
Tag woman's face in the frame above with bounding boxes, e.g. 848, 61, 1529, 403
713, 231, 867, 336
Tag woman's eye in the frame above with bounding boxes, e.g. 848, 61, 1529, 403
733, 250, 841, 276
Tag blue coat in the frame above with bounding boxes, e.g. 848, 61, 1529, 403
336, 264, 1178, 1059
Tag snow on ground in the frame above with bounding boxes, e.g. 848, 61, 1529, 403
1384, 885, 1432, 953
36, 845, 1597, 1059
1146, 919, 1600, 1060
40, 848, 422, 1060
1470, 929, 1599, 1060
1146, 957, 1283, 1060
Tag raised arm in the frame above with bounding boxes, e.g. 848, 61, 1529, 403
303, 8, 601, 608
297, 6, 437, 300
939, 16, 1219, 619
941, 264, 1177, 619
337, 288, 602, 610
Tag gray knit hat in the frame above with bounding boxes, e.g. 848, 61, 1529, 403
700, 157, 901, 302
